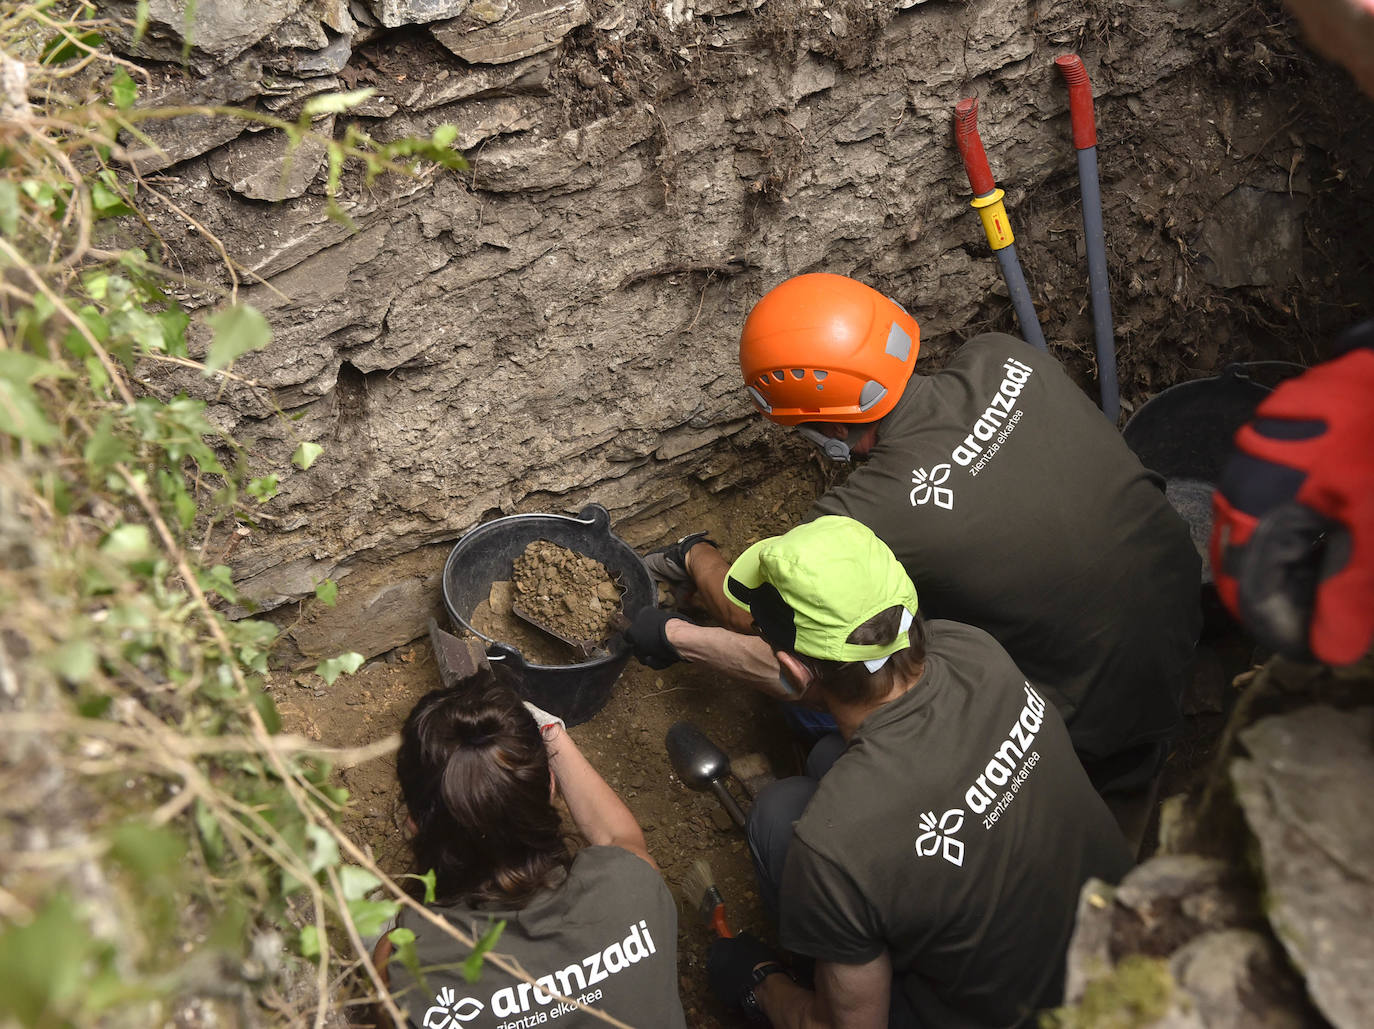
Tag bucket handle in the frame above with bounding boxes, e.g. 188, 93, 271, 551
574, 502, 612, 533
1221, 360, 1307, 392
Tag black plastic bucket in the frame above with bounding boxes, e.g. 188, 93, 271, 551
1122, 362, 1301, 583
440, 503, 654, 727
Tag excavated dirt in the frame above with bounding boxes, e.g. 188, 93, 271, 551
512, 541, 625, 654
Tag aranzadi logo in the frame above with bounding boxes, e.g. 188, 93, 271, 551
949, 358, 1035, 477
914, 809, 965, 866
417, 919, 659, 1028
423, 986, 483, 1027
909, 464, 954, 510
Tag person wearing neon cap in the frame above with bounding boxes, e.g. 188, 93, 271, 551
632, 271, 1202, 848
696, 515, 1130, 1028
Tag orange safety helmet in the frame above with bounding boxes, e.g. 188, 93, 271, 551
739, 273, 920, 426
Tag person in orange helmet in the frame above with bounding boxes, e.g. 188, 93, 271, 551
629, 272, 1201, 850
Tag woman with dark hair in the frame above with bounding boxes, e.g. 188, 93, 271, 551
374, 677, 686, 1028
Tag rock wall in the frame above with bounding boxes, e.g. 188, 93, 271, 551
112, 0, 1374, 657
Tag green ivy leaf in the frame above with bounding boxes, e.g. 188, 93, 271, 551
111, 67, 137, 110
348, 898, 401, 938
301, 88, 376, 119
198, 564, 239, 604
90, 179, 134, 219
247, 475, 279, 502
194, 799, 224, 863
387, 926, 427, 993
204, 304, 271, 373
314, 579, 338, 607
40, 29, 103, 65
299, 925, 321, 959
339, 865, 381, 902
0, 180, 19, 237
462, 921, 506, 984
108, 821, 186, 878
252, 688, 281, 735
0, 893, 91, 1024
292, 441, 323, 470
46, 639, 98, 683
314, 651, 364, 685
305, 824, 340, 875
401, 869, 437, 904
83, 415, 132, 470
100, 524, 152, 563
0, 378, 58, 443
431, 124, 458, 149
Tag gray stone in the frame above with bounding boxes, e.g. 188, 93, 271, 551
431, 0, 589, 65
287, 544, 450, 659
1232, 706, 1374, 1029
369, 0, 470, 28
396, 52, 556, 112
294, 34, 355, 76
371, 97, 542, 150
273, 9, 332, 49
119, 56, 264, 173
1168, 930, 1313, 1029
207, 121, 333, 201
112, 0, 305, 62
1196, 186, 1307, 288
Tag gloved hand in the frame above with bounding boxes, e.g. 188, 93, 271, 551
707, 932, 786, 1014
623, 606, 690, 669
1210, 341, 1374, 664
522, 700, 565, 741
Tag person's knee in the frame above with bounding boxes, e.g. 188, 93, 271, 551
805, 732, 846, 779
747, 777, 818, 878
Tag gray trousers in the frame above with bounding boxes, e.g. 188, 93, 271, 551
745, 733, 920, 1028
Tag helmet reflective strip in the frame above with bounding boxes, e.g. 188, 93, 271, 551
858, 381, 887, 411
746, 385, 772, 413
885, 322, 912, 362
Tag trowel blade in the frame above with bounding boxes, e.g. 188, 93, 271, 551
428, 618, 490, 690
665, 720, 732, 791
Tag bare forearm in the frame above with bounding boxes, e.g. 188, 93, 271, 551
686, 541, 756, 634
546, 728, 650, 859
755, 976, 833, 1029
665, 619, 792, 699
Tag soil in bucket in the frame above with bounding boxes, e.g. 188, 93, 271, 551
468, 539, 625, 665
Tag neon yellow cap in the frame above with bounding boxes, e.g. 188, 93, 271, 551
725, 516, 918, 663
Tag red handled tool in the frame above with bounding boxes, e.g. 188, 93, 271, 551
1055, 54, 1120, 422
954, 97, 1048, 351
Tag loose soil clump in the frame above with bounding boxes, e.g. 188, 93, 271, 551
512, 540, 625, 652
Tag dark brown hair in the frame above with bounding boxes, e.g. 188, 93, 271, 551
801, 605, 927, 706
396, 676, 572, 908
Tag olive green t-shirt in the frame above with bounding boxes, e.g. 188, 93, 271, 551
387, 846, 685, 1029
781, 620, 1132, 1027
810, 333, 1201, 759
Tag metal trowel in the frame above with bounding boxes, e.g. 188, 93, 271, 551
428, 618, 491, 689
511, 602, 610, 660
665, 721, 748, 828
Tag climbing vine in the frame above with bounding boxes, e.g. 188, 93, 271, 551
0, 4, 544, 1025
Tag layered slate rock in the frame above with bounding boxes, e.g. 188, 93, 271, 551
430, 0, 589, 64
1232, 706, 1374, 1029
1058, 856, 1317, 1027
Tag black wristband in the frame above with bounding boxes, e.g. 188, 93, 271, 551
740, 962, 791, 1022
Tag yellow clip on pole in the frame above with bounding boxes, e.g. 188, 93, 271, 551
971, 188, 1014, 251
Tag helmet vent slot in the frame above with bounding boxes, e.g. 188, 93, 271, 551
858, 381, 887, 412
790, 369, 805, 379
771, 370, 785, 381
814, 370, 828, 380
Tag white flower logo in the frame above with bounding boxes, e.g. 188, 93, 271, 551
422, 986, 485, 1028
914, 809, 965, 867
909, 464, 954, 510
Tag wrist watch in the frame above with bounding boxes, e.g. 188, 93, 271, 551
741, 961, 790, 1022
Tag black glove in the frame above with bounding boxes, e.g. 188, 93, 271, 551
623, 606, 690, 669
707, 932, 786, 1016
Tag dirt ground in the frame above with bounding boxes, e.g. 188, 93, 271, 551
273, 450, 1248, 1027
275, 462, 825, 1027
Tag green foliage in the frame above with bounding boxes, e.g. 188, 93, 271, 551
315, 651, 365, 685
0, 4, 488, 1024
463, 922, 507, 984
315, 578, 339, 606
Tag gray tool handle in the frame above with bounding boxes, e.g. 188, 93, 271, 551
709, 778, 747, 828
